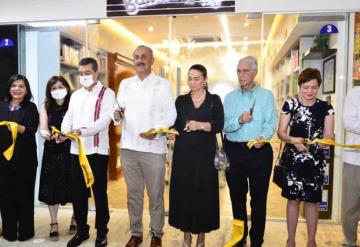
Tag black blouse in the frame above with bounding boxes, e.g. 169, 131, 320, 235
0, 101, 39, 170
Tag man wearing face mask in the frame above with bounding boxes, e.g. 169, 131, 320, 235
113, 45, 176, 247
62, 58, 115, 247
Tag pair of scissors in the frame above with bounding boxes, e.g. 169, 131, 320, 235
250, 98, 256, 115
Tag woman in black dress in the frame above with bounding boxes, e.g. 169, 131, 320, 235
277, 68, 334, 247
0, 74, 39, 241
168, 64, 224, 247
38, 76, 75, 240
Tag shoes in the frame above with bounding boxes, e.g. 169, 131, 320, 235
183, 232, 192, 247
67, 232, 90, 247
125, 235, 143, 247
150, 236, 162, 247
50, 222, 59, 241
69, 216, 77, 235
235, 238, 247, 247
95, 235, 108, 247
196, 233, 205, 247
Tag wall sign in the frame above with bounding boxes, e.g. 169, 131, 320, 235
107, 0, 235, 16
0, 38, 15, 47
235, 0, 360, 13
320, 24, 339, 34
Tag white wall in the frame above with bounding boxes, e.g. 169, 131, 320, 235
0, 0, 106, 23
236, 0, 360, 13
25, 30, 61, 203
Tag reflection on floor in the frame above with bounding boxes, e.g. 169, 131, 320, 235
3, 168, 347, 246
106, 170, 287, 219
0, 206, 350, 246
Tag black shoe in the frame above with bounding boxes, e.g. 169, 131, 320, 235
67, 232, 90, 247
95, 235, 107, 247
235, 238, 247, 247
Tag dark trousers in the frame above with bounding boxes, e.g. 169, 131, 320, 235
71, 154, 110, 236
0, 167, 36, 241
225, 141, 273, 247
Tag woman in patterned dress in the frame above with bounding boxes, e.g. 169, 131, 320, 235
277, 68, 335, 247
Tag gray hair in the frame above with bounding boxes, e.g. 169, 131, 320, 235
133, 45, 154, 58
238, 56, 258, 71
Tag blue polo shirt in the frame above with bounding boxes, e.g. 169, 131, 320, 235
223, 86, 277, 142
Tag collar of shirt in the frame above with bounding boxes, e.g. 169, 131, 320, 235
81, 81, 102, 94
135, 72, 156, 85
240, 84, 257, 97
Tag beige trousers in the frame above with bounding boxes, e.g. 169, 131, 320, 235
121, 149, 166, 238
342, 162, 360, 247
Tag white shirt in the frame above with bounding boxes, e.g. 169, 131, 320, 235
343, 86, 360, 166
62, 81, 115, 155
113, 73, 176, 154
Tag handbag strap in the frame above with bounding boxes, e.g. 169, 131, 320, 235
210, 94, 225, 150
275, 142, 283, 164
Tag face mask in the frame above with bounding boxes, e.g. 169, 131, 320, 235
51, 88, 67, 100
80, 75, 94, 88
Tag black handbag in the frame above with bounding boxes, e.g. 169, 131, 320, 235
272, 142, 287, 189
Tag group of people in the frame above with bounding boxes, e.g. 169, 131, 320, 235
0, 44, 359, 247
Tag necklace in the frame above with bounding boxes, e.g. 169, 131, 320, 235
191, 90, 206, 102
299, 96, 316, 106
9, 102, 21, 111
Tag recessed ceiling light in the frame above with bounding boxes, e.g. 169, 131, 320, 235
243, 36, 249, 41
148, 25, 154, 32
244, 22, 249, 27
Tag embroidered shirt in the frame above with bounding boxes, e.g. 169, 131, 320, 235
62, 81, 115, 155
113, 73, 176, 154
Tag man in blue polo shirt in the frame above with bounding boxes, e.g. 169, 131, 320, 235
223, 56, 277, 247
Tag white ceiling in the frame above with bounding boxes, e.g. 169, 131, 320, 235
113, 14, 276, 85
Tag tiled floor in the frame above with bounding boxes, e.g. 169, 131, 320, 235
0, 170, 355, 246
0, 206, 352, 247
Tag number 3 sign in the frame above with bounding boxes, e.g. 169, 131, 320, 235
320, 24, 339, 34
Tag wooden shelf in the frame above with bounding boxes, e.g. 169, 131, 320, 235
303, 48, 337, 60
60, 61, 78, 70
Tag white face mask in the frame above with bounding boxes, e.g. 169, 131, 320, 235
80, 75, 94, 88
51, 88, 67, 100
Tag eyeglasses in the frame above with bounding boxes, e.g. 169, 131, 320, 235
236, 69, 254, 75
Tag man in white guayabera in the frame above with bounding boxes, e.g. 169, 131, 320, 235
113, 45, 176, 247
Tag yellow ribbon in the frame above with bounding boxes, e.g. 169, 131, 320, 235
142, 127, 179, 136
247, 138, 360, 150
0, 121, 19, 160
51, 126, 94, 188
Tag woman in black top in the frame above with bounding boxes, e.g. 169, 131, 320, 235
277, 68, 335, 247
0, 74, 39, 241
38, 76, 75, 240
168, 64, 224, 247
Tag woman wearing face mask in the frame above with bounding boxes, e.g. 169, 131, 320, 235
38, 76, 75, 241
168, 64, 224, 247
0, 74, 39, 241
277, 68, 335, 247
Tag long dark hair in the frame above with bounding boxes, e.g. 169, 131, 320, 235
4, 74, 33, 105
44, 76, 72, 112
